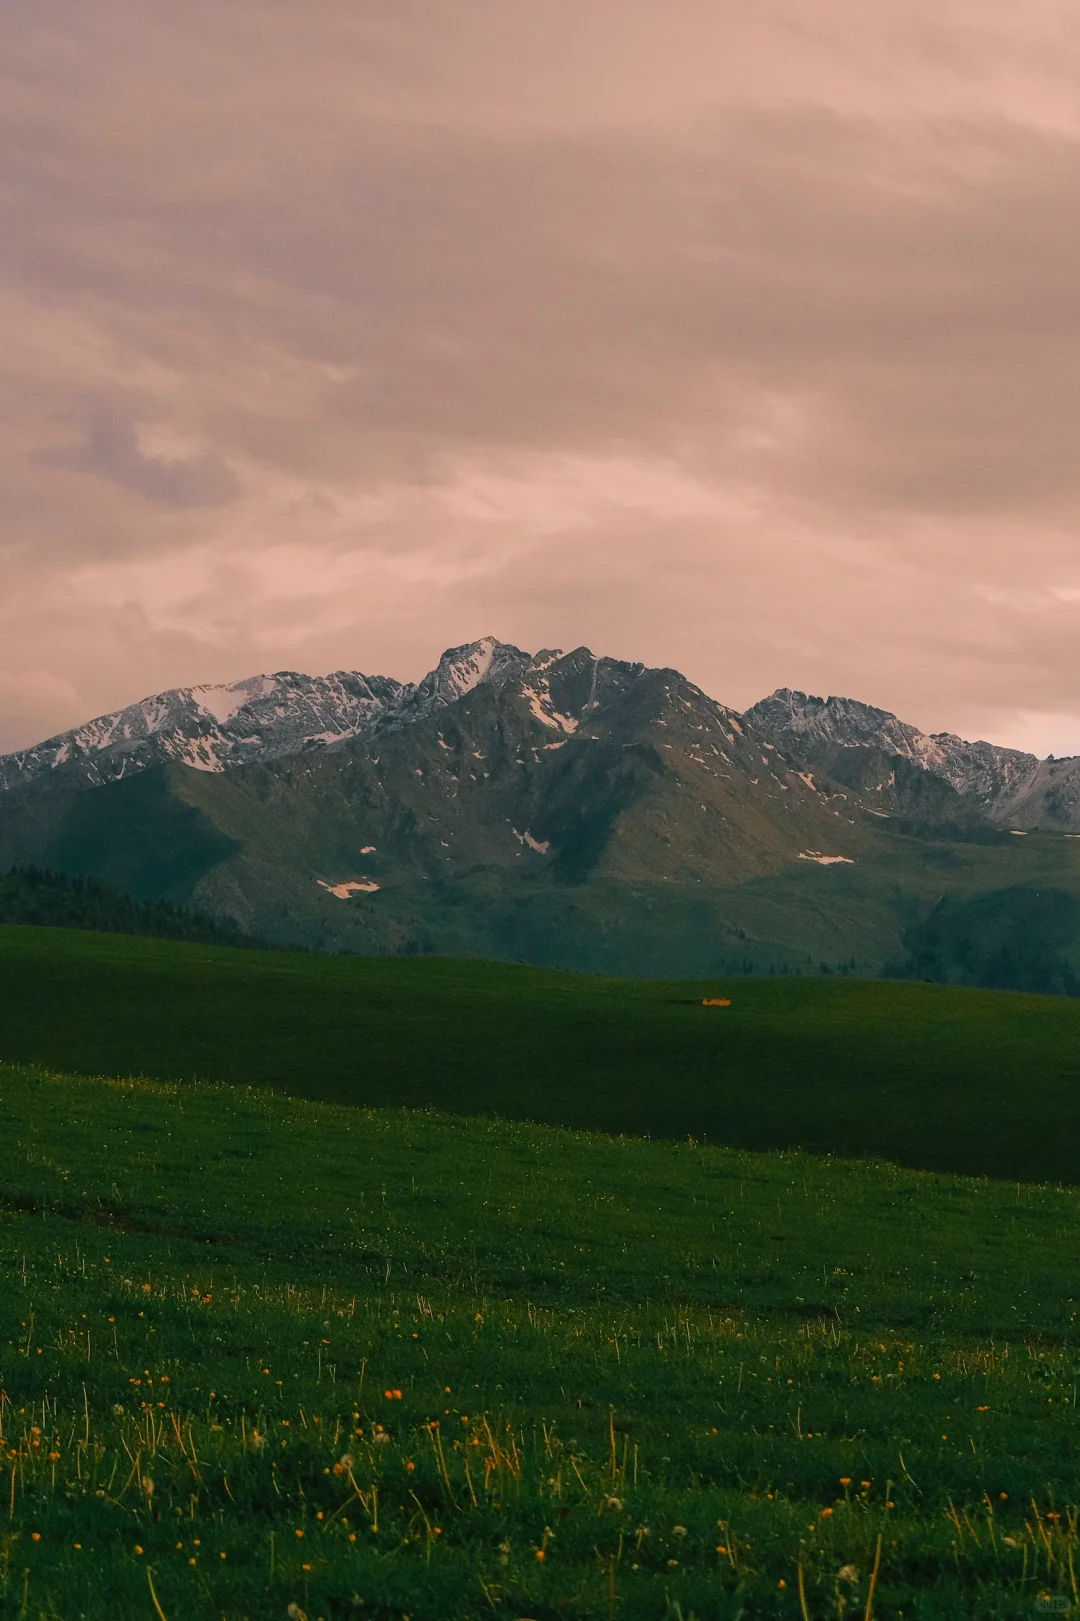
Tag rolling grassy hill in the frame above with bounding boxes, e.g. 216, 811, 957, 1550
2, 924, 1080, 1183
4, 927, 1080, 1614
4, 1059, 1080, 1618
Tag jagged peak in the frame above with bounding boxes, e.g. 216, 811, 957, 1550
400, 638, 532, 717
530, 647, 565, 671
431, 636, 527, 684
752, 688, 904, 725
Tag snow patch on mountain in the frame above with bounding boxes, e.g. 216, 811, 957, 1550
513, 828, 550, 854
196, 676, 275, 725
388, 636, 531, 730
523, 689, 562, 729
317, 878, 380, 898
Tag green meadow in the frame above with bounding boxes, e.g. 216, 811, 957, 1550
4, 1065, 1080, 1619
3, 927, 1080, 1616
2, 923, 1080, 1181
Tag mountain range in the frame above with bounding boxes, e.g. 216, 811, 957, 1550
2, 636, 1079, 987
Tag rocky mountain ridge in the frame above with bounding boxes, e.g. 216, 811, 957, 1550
0, 667, 406, 791
5, 642, 1080, 833
746, 688, 1080, 832
0, 636, 617, 794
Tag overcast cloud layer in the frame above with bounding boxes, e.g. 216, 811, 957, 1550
3, 1, 1080, 754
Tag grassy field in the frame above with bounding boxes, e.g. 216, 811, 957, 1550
4, 1059, 1080, 1618
2, 924, 1080, 1183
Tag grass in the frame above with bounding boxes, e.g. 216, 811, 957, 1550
3, 1062, 1080, 1617
3, 924, 1080, 1182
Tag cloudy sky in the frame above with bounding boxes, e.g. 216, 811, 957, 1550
4, 1, 1080, 755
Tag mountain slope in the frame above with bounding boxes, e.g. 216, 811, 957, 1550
890, 884, 1080, 996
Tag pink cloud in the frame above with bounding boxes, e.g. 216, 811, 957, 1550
1, 1, 1080, 752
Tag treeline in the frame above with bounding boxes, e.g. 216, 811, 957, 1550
884, 885, 1080, 997
0, 866, 274, 951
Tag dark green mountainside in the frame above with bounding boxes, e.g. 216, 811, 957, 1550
0, 865, 272, 949
889, 883, 1080, 995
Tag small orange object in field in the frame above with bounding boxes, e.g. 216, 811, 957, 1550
701, 997, 731, 1007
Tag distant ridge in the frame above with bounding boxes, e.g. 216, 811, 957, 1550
0, 639, 865, 965
746, 687, 1080, 832
0, 665, 409, 790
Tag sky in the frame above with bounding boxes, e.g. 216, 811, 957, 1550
4, 1, 1080, 757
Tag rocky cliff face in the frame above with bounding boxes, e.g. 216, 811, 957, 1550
745, 689, 952, 772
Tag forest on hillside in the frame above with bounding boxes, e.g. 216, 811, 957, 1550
0, 865, 272, 950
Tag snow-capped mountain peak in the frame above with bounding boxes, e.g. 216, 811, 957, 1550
392, 638, 531, 724
0, 667, 409, 792
746, 689, 951, 772
193, 675, 278, 726
0, 639, 529, 794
